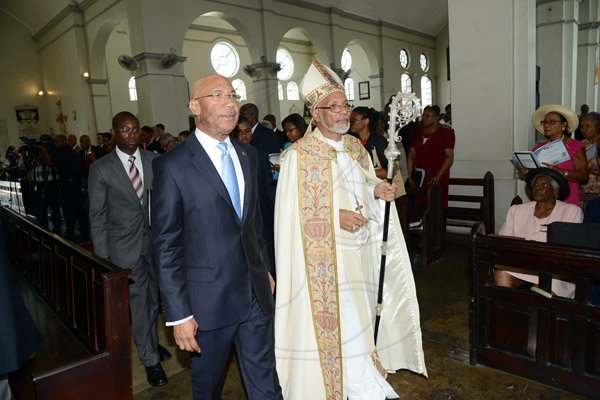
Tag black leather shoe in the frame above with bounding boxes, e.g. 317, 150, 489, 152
145, 363, 168, 387
157, 344, 172, 361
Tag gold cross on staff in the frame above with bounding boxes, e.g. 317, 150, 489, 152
355, 202, 363, 215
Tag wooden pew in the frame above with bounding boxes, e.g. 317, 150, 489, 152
2, 207, 133, 400
446, 171, 495, 233
406, 182, 442, 266
0, 179, 27, 215
470, 222, 600, 398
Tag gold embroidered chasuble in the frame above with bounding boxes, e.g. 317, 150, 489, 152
274, 128, 427, 400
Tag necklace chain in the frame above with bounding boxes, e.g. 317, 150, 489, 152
334, 149, 364, 215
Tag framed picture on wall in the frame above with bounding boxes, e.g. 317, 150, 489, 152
358, 81, 370, 100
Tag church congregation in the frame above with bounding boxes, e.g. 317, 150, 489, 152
1, 1, 600, 399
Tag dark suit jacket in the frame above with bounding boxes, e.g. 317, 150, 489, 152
275, 128, 288, 150
88, 149, 158, 269
255, 147, 276, 269
251, 124, 280, 155
152, 134, 274, 331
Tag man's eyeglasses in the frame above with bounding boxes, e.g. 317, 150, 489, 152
315, 103, 353, 113
195, 91, 241, 103
540, 120, 563, 126
119, 126, 141, 134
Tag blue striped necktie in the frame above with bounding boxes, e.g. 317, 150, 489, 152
217, 142, 242, 220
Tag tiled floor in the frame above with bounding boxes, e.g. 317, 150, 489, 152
134, 234, 585, 400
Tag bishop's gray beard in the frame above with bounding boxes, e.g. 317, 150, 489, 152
318, 110, 350, 134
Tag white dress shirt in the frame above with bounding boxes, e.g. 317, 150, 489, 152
116, 146, 144, 185
194, 128, 245, 215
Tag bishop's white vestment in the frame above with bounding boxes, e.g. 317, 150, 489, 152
274, 128, 427, 400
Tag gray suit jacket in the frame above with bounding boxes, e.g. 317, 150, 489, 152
88, 149, 158, 269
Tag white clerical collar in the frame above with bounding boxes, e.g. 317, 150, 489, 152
323, 136, 345, 151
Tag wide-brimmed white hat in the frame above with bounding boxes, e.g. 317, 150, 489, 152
532, 104, 578, 134
300, 59, 345, 108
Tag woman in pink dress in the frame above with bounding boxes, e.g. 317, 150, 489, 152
579, 112, 600, 200
519, 104, 589, 205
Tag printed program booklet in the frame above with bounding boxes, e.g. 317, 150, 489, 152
513, 139, 570, 169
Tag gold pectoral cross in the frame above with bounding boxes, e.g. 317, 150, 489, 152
355, 201, 363, 215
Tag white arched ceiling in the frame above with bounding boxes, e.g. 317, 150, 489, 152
279, 27, 329, 67
343, 38, 380, 77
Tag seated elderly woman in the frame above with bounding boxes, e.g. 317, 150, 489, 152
494, 168, 583, 298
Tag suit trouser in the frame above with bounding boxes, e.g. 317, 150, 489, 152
33, 181, 61, 234
190, 290, 282, 400
59, 180, 89, 240
129, 242, 160, 367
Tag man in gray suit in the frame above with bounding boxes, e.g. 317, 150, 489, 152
88, 111, 170, 387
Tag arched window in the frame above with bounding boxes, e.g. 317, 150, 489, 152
419, 53, 429, 72
344, 78, 355, 101
287, 81, 299, 100
399, 49, 409, 69
210, 42, 239, 77
128, 76, 137, 102
400, 73, 412, 93
420, 76, 433, 107
232, 79, 247, 101
278, 82, 283, 100
341, 48, 352, 72
277, 49, 294, 80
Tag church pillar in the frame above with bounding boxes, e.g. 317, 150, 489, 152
537, 0, 580, 108
125, 0, 189, 133
576, 0, 600, 111
369, 68, 384, 108
243, 57, 281, 118
88, 79, 112, 132
448, 0, 537, 229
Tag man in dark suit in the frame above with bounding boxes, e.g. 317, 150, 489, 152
88, 111, 170, 387
263, 113, 288, 149
152, 75, 281, 399
53, 134, 87, 241
240, 103, 280, 154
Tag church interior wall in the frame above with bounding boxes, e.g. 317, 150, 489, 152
435, 24, 451, 109
2, 0, 443, 146
276, 39, 314, 122
536, 1, 579, 107
37, 18, 93, 138
575, 24, 599, 111
0, 11, 49, 149
378, 24, 436, 107
345, 43, 377, 109
3, 0, 597, 232
105, 25, 137, 119
449, 0, 537, 229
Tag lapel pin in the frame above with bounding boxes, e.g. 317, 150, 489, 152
241, 151, 247, 156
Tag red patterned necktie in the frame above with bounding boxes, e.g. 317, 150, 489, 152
128, 155, 143, 203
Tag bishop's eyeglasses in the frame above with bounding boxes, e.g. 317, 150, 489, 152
315, 103, 353, 113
